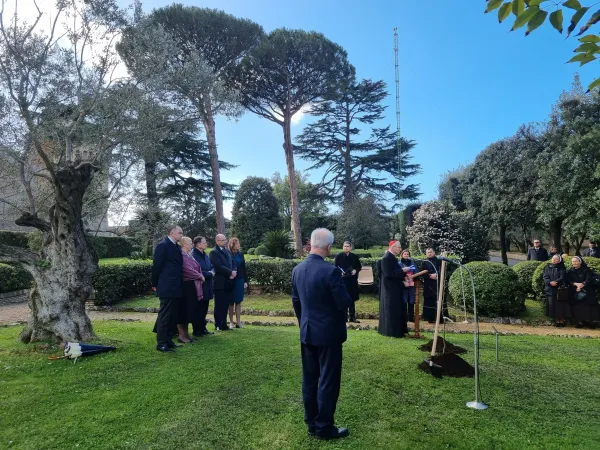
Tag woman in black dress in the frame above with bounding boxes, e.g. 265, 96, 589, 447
334, 241, 362, 323
543, 254, 570, 327
192, 236, 215, 337
378, 240, 407, 338
566, 256, 599, 327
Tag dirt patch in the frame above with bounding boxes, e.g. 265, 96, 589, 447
418, 353, 475, 378
419, 337, 467, 354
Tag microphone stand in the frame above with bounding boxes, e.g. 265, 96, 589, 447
438, 257, 488, 411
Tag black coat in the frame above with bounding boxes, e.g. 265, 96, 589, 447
334, 252, 362, 301
378, 251, 406, 337
151, 237, 183, 298
209, 246, 237, 291
527, 247, 549, 261
192, 248, 214, 301
292, 254, 352, 346
421, 256, 441, 322
582, 247, 600, 258
543, 263, 566, 295
566, 266, 599, 323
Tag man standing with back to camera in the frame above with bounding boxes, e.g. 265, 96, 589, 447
292, 228, 353, 440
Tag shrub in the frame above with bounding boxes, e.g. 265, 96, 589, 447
0, 230, 29, 248
0, 263, 33, 293
247, 247, 256, 255
261, 230, 294, 258
0, 230, 133, 258
448, 261, 525, 316
255, 244, 268, 256
93, 260, 153, 305
87, 236, 133, 258
512, 261, 543, 298
532, 257, 600, 302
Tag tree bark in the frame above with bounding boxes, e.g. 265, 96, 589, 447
15, 164, 98, 343
342, 110, 353, 206
283, 116, 303, 256
549, 218, 563, 254
499, 224, 508, 266
144, 159, 161, 251
203, 99, 225, 234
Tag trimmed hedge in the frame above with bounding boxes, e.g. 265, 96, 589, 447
0, 230, 133, 258
512, 261, 543, 298
532, 257, 600, 302
448, 261, 526, 316
0, 263, 33, 293
93, 260, 153, 305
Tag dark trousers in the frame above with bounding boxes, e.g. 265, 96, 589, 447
301, 342, 343, 433
192, 299, 210, 333
405, 303, 415, 322
346, 301, 356, 321
214, 290, 229, 329
155, 296, 179, 345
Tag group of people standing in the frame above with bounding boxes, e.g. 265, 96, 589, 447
378, 241, 444, 338
151, 225, 249, 352
543, 255, 599, 328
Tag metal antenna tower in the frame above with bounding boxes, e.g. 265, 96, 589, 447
394, 27, 401, 197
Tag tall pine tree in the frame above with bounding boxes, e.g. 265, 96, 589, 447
295, 78, 420, 207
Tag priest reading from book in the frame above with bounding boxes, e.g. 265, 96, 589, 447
334, 241, 362, 323
378, 240, 407, 338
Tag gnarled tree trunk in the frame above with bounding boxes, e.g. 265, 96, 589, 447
7, 164, 99, 343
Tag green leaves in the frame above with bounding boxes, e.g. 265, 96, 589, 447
550, 10, 564, 33
486, 0, 504, 13
498, 2, 513, 22
512, 0, 525, 16
511, 6, 540, 31
567, 6, 589, 37
526, 10, 548, 35
587, 77, 600, 92
563, 0, 581, 10
576, 9, 600, 35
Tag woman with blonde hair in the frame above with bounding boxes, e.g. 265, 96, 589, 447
228, 237, 248, 328
178, 236, 204, 343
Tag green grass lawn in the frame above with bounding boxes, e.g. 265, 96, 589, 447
0, 323, 598, 449
112, 293, 547, 323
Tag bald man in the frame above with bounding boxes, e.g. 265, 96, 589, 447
209, 234, 237, 331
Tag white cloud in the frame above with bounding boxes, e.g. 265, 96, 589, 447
291, 104, 312, 126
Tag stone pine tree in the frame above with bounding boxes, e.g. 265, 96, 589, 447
0, 0, 162, 343
230, 177, 281, 249
118, 5, 264, 234
234, 29, 352, 255
295, 78, 420, 207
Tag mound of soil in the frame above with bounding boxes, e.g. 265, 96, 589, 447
419, 337, 467, 354
418, 353, 475, 378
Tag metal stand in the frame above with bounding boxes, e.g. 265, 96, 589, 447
466, 401, 488, 410
407, 279, 426, 339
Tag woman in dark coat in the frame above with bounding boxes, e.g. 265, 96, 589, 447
566, 256, 599, 327
378, 240, 407, 338
179, 237, 204, 343
334, 241, 362, 323
421, 248, 441, 323
399, 249, 417, 323
543, 254, 570, 327
192, 236, 215, 337
228, 237, 248, 329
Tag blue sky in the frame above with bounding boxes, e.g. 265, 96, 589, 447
139, 0, 597, 216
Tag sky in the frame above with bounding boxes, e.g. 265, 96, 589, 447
12, 0, 599, 219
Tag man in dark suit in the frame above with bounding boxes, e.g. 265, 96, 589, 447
209, 234, 237, 331
152, 225, 184, 352
583, 241, 599, 258
292, 228, 352, 440
527, 239, 549, 261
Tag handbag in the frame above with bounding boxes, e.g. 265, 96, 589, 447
557, 286, 569, 302
575, 289, 587, 301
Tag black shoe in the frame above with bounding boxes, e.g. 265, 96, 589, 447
166, 341, 182, 349
202, 329, 214, 335
315, 427, 349, 440
349, 319, 360, 323
192, 332, 204, 337
308, 427, 315, 436
156, 344, 174, 353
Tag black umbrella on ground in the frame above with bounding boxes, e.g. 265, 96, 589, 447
49, 342, 116, 361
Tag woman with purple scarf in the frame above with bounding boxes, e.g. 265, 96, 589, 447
178, 236, 204, 343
